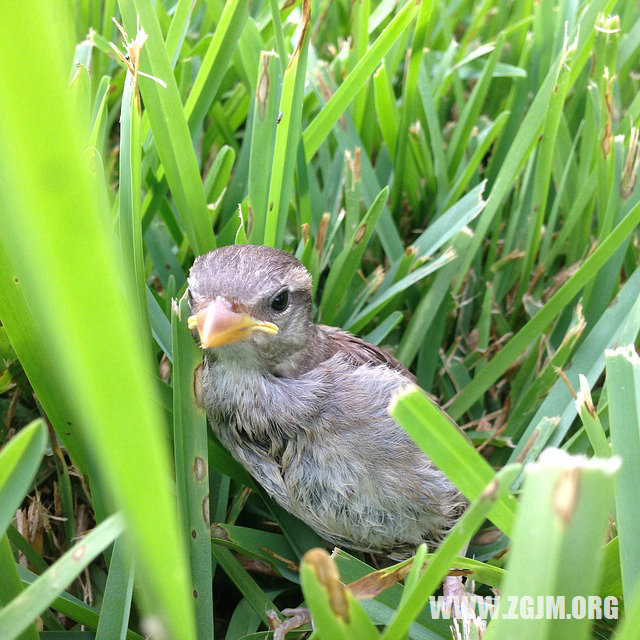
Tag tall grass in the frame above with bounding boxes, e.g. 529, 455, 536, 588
0, 0, 639, 638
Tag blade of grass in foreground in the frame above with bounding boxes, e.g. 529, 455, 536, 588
0, 514, 126, 640
486, 450, 619, 640
606, 346, 640, 602
172, 295, 213, 640
0, 420, 47, 538
17, 565, 145, 640
301, 548, 381, 640
0, 250, 89, 473
389, 385, 518, 536
0, 535, 39, 640
0, 5, 196, 638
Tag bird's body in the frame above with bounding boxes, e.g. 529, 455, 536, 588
188, 245, 466, 558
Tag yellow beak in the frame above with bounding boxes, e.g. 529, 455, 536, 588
187, 298, 278, 348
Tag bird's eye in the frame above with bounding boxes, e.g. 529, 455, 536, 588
270, 289, 289, 312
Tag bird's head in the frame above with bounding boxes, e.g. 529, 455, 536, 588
187, 245, 314, 373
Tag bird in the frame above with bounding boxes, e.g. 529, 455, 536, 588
187, 244, 467, 563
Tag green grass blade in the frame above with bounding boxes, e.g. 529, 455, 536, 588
118, 0, 215, 255
301, 548, 381, 640
320, 187, 388, 324
449, 201, 640, 420
0, 514, 125, 640
0, 536, 39, 640
17, 566, 144, 640
95, 537, 135, 640
0, 5, 196, 637
183, 0, 250, 132
264, 0, 311, 248
118, 60, 152, 365
389, 385, 518, 536
303, 0, 418, 161
381, 466, 520, 640
345, 251, 457, 333
172, 295, 213, 640
248, 51, 282, 244
486, 450, 619, 640
605, 346, 640, 602
0, 420, 47, 538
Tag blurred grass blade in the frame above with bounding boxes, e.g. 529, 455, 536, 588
606, 346, 640, 602
389, 385, 518, 535
0, 514, 126, 640
0, 5, 196, 638
0, 420, 47, 538
486, 450, 619, 640
172, 294, 213, 640
0, 251, 89, 473
300, 548, 381, 640
95, 537, 135, 640
0, 536, 39, 640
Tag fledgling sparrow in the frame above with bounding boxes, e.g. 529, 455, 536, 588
187, 244, 467, 560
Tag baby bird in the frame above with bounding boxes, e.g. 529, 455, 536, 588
187, 244, 466, 560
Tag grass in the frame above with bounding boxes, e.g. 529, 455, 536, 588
0, 0, 639, 638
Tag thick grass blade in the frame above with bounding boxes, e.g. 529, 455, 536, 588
0, 420, 47, 538
0, 514, 126, 640
486, 450, 619, 640
0, 6, 196, 638
605, 346, 640, 602
172, 295, 213, 640
0, 536, 39, 640
389, 385, 518, 535
300, 548, 381, 640
0, 251, 89, 473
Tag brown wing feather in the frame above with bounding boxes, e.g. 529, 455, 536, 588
315, 324, 417, 382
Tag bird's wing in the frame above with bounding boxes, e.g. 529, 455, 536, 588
316, 324, 417, 382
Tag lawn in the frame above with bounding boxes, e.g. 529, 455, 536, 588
0, 0, 639, 639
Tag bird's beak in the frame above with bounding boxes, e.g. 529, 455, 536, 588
187, 298, 278, 348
